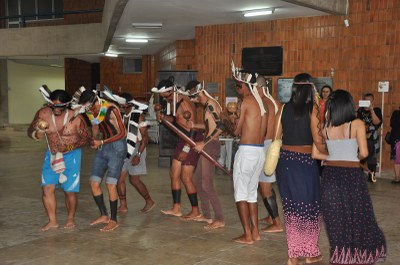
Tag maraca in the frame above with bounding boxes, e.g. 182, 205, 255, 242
154, 103, 162, 112
183, 111, 191, 121
227, 101, 237, 114
37, 120, 49, 131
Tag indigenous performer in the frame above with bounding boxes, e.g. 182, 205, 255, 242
231, 62, 267, 245
255, 76, 284, 233
27, 86, 92, 231
75, 87, 127, 232
185, 80, 225, 229
152, 77, 202, 219
312, 89, 386, 265
117, 93, 155, 213
275, 73, 323, 265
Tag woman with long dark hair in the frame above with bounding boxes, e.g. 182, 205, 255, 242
312, 89, 386, 264
275, 73, 323, 265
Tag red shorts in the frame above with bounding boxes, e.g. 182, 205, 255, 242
172, 132, 203, 166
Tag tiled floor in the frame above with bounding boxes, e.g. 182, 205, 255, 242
0, 130, 399, 265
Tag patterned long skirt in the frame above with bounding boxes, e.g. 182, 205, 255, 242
276, 149, 322, 258
321, 166, 386, 265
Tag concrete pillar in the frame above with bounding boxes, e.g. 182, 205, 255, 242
0, 59, 8, 127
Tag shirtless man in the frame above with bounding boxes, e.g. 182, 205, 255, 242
28, 89, 92, 232
117, 93, 155, 213
78, 89, 127, 232
232, 71, 268, 244
186, 80, 225, 229
256, 76, 284, 233
152, 78, 202, 219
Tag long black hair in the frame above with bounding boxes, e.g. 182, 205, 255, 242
50, 89, 71, 104
325, 89, 356, 127
78, 90, 96, 104
290, 73, 315, 119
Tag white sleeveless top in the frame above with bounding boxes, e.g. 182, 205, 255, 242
325, 122, 359, 162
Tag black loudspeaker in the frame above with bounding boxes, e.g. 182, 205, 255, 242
242, 46, 283, 76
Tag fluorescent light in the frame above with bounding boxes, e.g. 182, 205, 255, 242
243, 8, 274, 17
105, 53, 118, 57
132, 23, 162, 29
119, 47, 141, 50
125, 38, 148, 43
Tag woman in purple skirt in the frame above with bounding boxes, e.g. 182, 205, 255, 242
275, 73, 324, 265
312, 89, 386, 265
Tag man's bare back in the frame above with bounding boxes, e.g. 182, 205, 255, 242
235, 95, 267, 145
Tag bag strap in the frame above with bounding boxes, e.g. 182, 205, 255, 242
273, 104, 285, 141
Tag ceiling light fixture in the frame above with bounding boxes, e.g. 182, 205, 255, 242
125, 38, 149, 43
132, 23, 162, 29
105, 53, 118, 57
118, 47, 141, 50
243, 8, 275, 17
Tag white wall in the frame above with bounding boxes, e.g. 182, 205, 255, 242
7, 60, 65, 124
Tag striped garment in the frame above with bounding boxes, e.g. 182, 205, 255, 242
126, 110, 147, 158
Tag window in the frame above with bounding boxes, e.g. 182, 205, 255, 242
5, 0, 64, 28
123, 58, 143, 74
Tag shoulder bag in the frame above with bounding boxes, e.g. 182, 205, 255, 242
264, 104, 285, 176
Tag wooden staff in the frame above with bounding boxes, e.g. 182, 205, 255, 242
155, 104, 232, 177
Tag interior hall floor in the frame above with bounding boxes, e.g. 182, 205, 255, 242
0, 129, 399, 265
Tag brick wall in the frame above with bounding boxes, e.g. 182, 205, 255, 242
155, 0, 400, 170
64, 58, 93, 95
99, 55, 154, 100
155, 40, 196, 71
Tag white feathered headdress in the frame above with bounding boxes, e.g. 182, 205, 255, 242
231, 60, 266, 115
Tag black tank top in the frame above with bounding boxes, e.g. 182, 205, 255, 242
281, 102, 313, 145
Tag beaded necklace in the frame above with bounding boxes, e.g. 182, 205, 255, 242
87, 99, 109, 125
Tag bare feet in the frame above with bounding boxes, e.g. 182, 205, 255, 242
160, 209, 182, 217
232, 235, 254, 245
305, 255, 323, 264
117, 206, 128, 213
40, 222, 59, 232
252, 230, 261, 241
99, 220, 119, 232
180, 213, 202, 221
204, 220, 225, 230
140, 201, 155, 213
287, 258, 305, 265
90, 215, 110, 226
262, 220, 284, 233
64, 219, 76, 229
259, 216, 273, 225
193, 215, 213, 224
